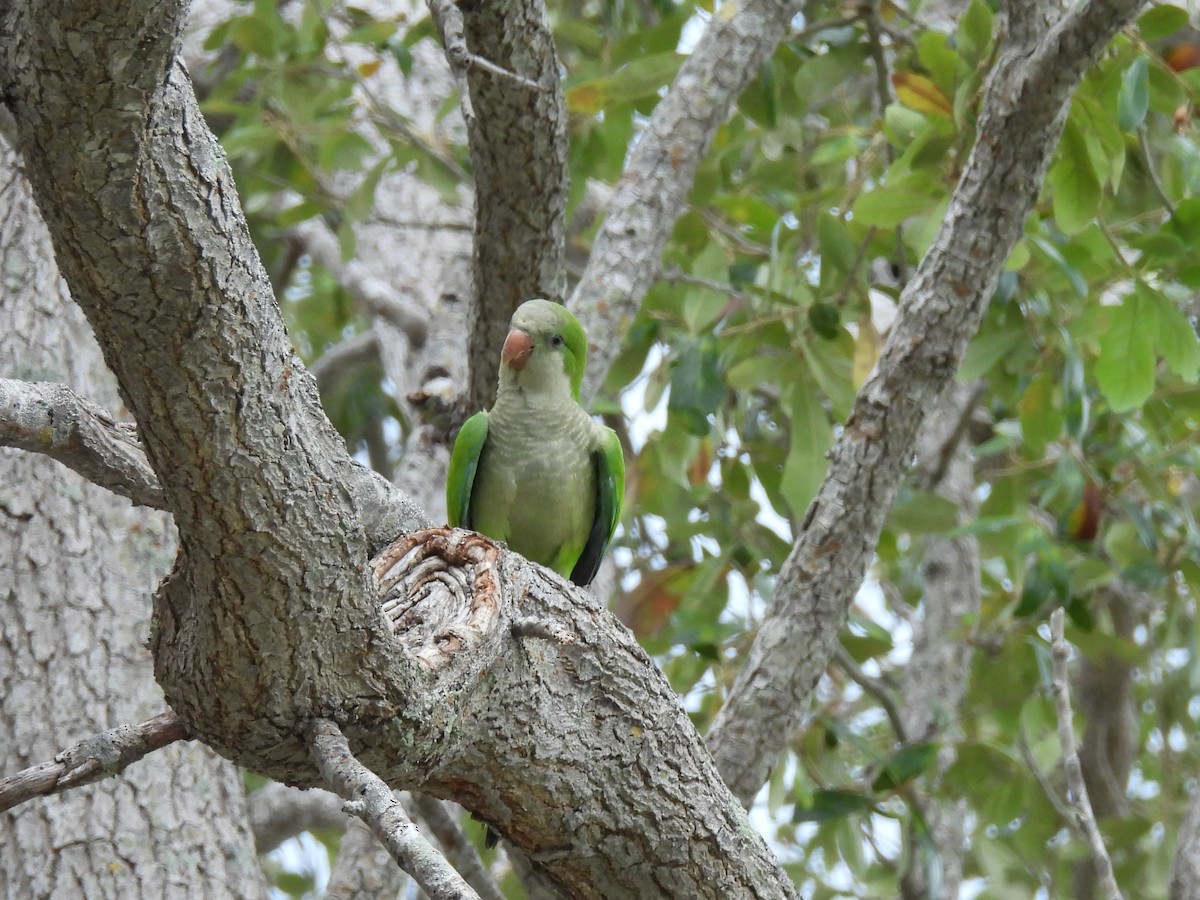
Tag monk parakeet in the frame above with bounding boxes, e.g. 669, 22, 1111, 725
446, 299, 624, 586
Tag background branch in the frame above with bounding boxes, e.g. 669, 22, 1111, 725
572, 0, 802, 403
0, 711, 189, 813
0, 378, 165, 509
704, 0, 1146, 805
1050, 609, 1123, 900
306, 718, 479, 900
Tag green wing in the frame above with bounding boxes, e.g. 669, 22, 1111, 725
446, 411, 490, 528
569, 425, 625, 586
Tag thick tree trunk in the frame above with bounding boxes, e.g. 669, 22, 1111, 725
0, 138, 265, 899
0, 4, 797, 896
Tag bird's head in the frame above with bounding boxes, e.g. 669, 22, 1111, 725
500, 299, 588, 401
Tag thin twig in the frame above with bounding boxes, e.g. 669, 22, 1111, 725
0, 711, 189, 813
306, 718, 480, 900
661, 267, 749, 302
1049, 608, 1124, 900
1137, 125, 1176, 218
424, 0, 548, 127
832, 645, 910, 745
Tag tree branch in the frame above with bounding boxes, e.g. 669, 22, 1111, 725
0, 711, 189, 813
454, 0, 570, 412
705, 0, 1146, 805
306, 718, 480, 900
249, 782, 349, 854
1171, 786, 1200, 899
0, 0, 425, 776
407, 794, 506, 900
0, 378, 165, 509
325, 817, 412, 899
572, 0, 802, 403
1050, 608, 1123, 900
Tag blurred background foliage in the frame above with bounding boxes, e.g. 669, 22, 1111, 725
196, 0, 1200, 895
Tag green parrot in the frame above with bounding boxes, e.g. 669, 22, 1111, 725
446, 298, 625, 586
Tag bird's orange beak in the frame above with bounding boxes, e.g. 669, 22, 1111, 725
502, 329, 534, 370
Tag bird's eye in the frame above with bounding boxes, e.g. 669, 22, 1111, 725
550, 335, 564, 347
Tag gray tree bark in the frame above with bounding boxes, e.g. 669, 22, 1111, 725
459, 0, 570, 412
0, 2, 796, 895
0, 136, 265, 900
898, 383, 982, 900
1172, 790, 1200, 900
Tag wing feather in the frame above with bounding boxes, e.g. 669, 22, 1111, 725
569, 425, 625, 586
445, 412, 490, 528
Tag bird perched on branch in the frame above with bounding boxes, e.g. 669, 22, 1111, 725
446, 299, 625, 586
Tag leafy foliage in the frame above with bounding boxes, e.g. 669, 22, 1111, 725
199, 0, 1200, 894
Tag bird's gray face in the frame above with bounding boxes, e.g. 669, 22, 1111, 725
500, 327, 572, 397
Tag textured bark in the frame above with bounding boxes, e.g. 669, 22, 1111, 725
1073, 586, 1138, 899
0, 5, 797, 895
898, 383, 982, 900
459, 0, 569, 411
1172, 790, 1200, 900
705, 0, 1146, 805
0, 137, 265, 900
0, 378, 165, 509
0, 0, 419, 782
572, 0, 802, 403
326, 817, 411, 900
371, 536, 796, 898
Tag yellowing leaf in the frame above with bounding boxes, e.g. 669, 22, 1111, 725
891, 72, 953, 118
566, 83, 606, 115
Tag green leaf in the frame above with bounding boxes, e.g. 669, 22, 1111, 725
958, 327, 1024, 380
318, 132, 374, 172
957, 0, 994, 67
566, 52, 682, 114
888, 491, 960, 533
808, 302, 841, 339
817, 212, 858, 286
1137, 4, 1189, 41
792, 789, 874, 823
872, 742, 941, 792
346, 21, 399, 46
1048, 121, 1101, 235
669, 338, 724, 436
1095, 288, 1158, 411
1148, 289, 1200, 380
852, 189, 937, 227
1018, 371, 1062, 457
780, 382, 832, 519
1117, 56, 1150, 131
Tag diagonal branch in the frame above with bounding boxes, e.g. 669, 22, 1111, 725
705, 0, 1147, 804
0, 378, 165, 509
407, 794, 506, 900
1050, 609, 1124, 900
571, 0, 803, 404
0, 711, 190, 813
306, 718, 480, 900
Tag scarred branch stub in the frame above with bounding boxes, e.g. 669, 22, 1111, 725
373, 527, 502, 671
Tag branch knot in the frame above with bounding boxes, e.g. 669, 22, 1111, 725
373, 527, 501, 671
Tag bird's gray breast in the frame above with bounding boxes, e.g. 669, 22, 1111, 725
472, 395, 596, 565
